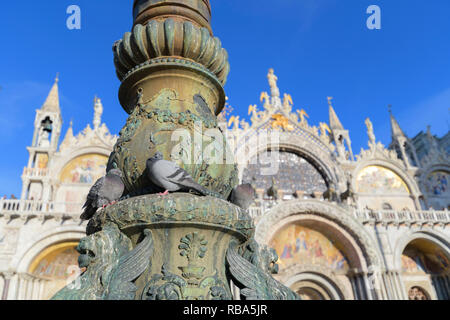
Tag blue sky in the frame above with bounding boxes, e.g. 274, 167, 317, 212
0, 0, 449, 197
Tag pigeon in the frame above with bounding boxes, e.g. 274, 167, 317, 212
229, 184, 256, 211
146, 152, 211, 196
80, 168, 125, 220
267, 177, 279, 200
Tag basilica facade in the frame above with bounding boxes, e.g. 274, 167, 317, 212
0, 69, 449, 300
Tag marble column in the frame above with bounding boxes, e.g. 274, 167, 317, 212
38, 279, 46, 300
6, 274, 19, 300
0, 274, 6, 300
16, 275, 26, 300
349, 274, 360, 300
32, 278, 40, 300
349, 272, 371, 300
362, 273, 375, 300
359, 275, 370, 299
432, 275, 449, 300
22, 274, 32, 300
377, 273, 389, 300
388, 272, 400, 299
393, 271, 407, 300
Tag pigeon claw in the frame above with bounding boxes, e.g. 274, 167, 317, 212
102, 201, 118, 210
158, 190, 170, 196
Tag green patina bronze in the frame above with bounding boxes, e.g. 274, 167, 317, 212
53, 0, 299, 301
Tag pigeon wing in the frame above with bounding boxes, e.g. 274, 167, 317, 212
80, 176, 105, 220
84, 176, 105, 207
155, 160, 207, 196
166, 168, 208, 196
99, 174, 125, 204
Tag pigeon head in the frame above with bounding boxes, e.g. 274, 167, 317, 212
152, 152, 164, 161
108, 168, 123, 178
240, 184, 256, 197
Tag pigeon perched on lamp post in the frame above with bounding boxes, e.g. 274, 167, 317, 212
146, 152, 218, 197
229, 184, 256, 211
80, 168, 125, 221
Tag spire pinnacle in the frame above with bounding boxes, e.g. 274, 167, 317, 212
328, 97, 344, 130
389, 106, 407, 138
60, 118, 75, 150
41, 76, 61, 114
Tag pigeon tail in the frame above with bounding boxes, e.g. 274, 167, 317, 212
80, 204, 97, 221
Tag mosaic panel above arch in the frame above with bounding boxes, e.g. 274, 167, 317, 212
356, 165, 410, 194
423, 171, 449, 196
59, 153, 108, 184
269, 224, 350, 275
242, 150, 327, 196
401, 239, 450, 275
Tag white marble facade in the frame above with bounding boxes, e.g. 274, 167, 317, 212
0, 70, 449, 300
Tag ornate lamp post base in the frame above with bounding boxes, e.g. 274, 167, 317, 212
52, 194, 298, 300
52, 0, 298, 301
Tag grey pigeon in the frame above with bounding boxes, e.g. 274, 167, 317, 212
146, 152, 209, 196
229, 184, 256, 211
267, 177, 278, 200
80, 169, 125, 220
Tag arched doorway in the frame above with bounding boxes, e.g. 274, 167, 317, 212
400, 238, 450, 300
28, 242, 82, 300
408, 286, 430, 300
285, 271, 346, 300
297, 286, 327, 300
266, 216, 365, 300
256, 200, 382, 300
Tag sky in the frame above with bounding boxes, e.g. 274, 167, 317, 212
0, 0, 449, 197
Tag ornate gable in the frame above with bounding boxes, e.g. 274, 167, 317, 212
356, 118, 403, 165
59, 98, 117, 154
224, 69, 336, 155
